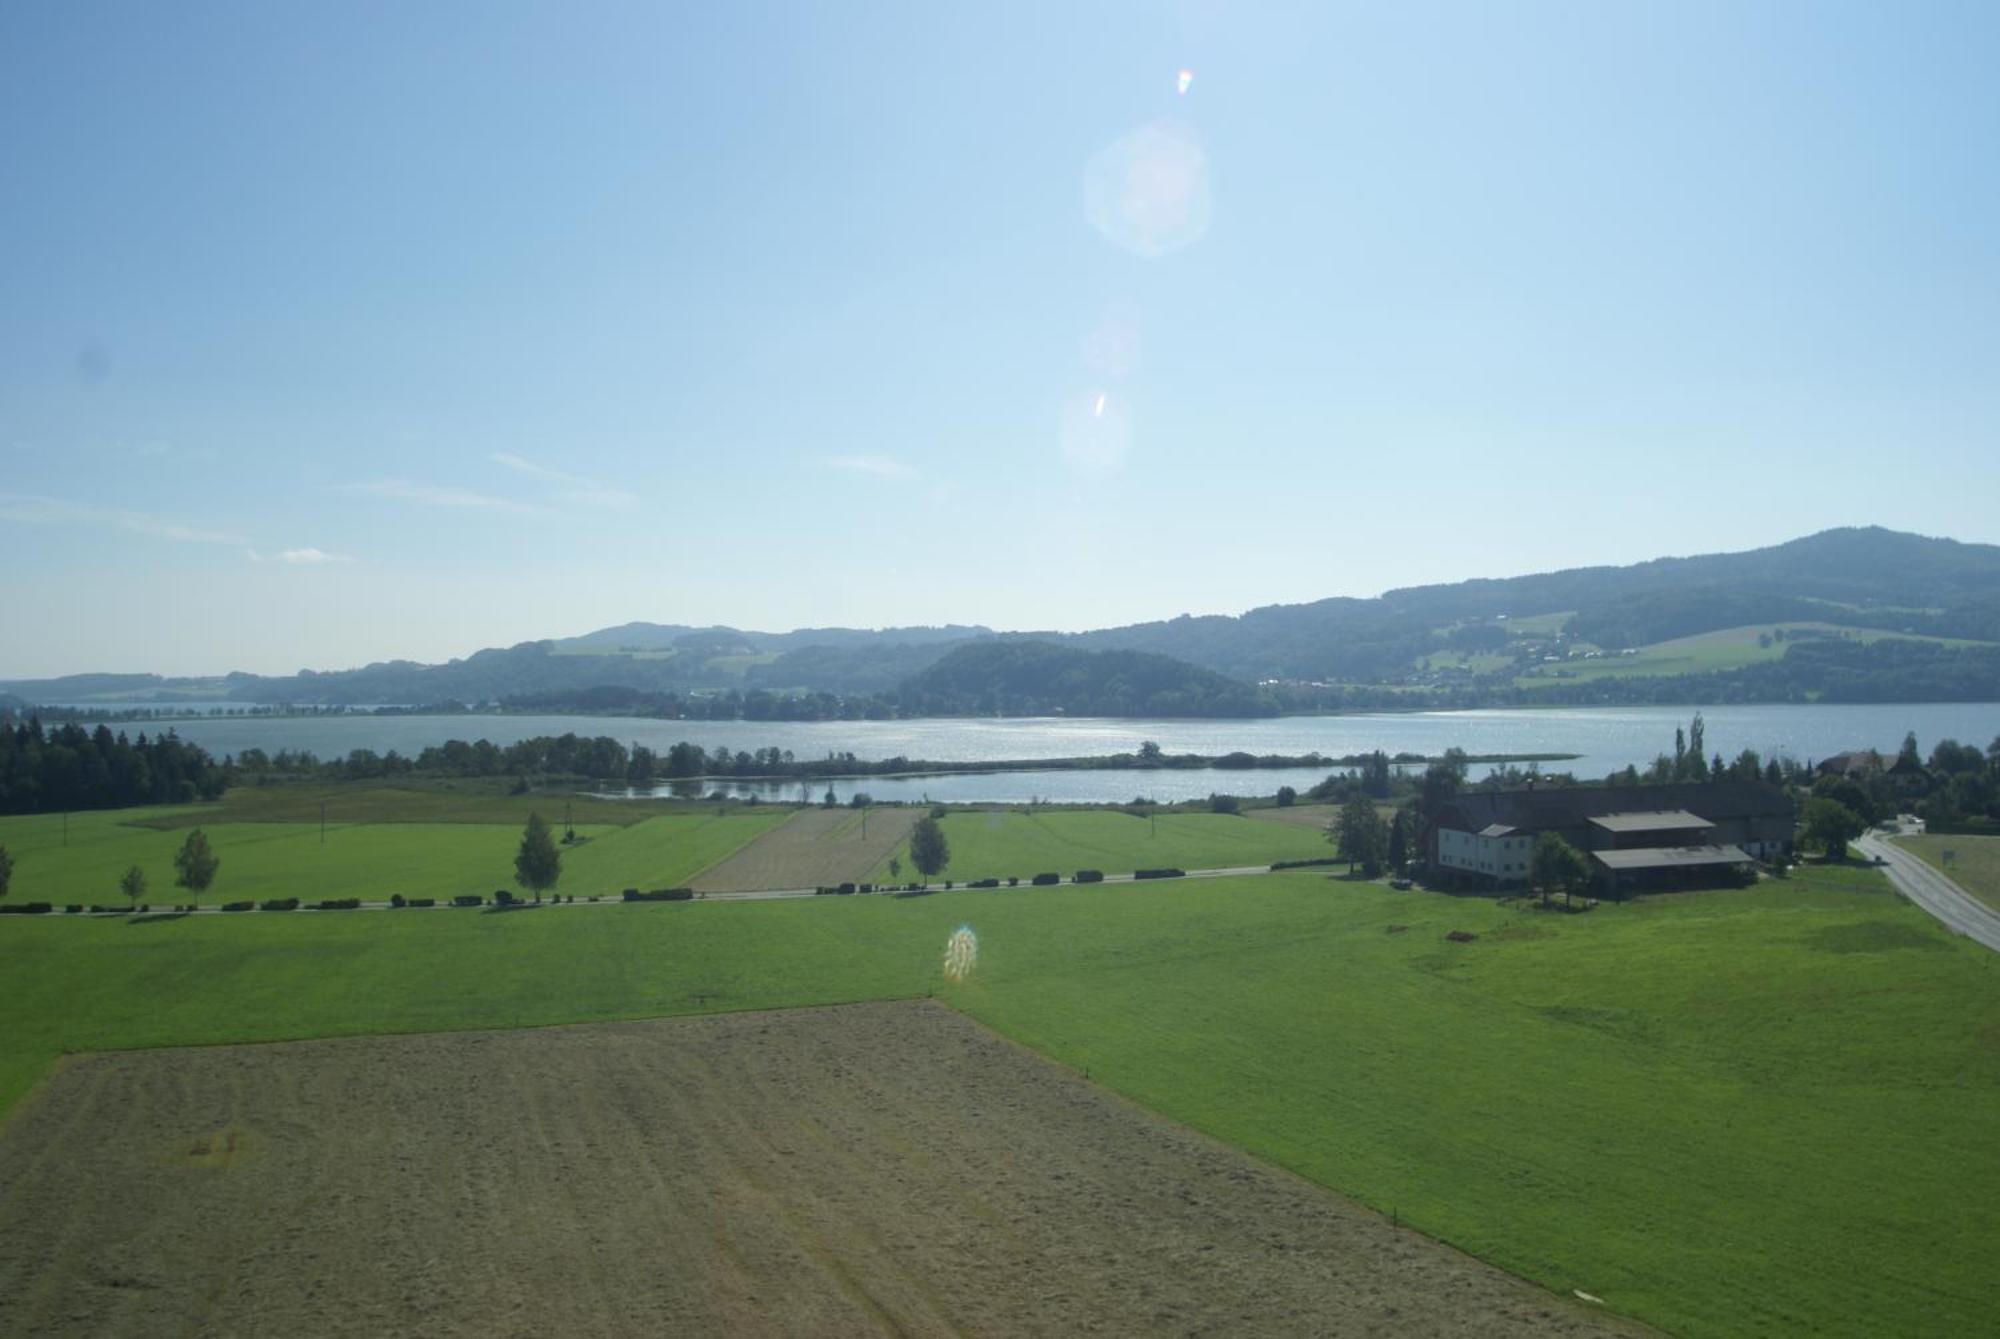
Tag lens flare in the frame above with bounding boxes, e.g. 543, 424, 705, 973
943, 925, 979, 982
1176, 68, 1194, 95
1060, 389, 1133, 474
1083, 122, 1212, 258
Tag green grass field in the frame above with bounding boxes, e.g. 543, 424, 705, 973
1896, 832, 2000, 914
0, 864, 1991, 1338
869, 808, 1338, 882
0, 801, 787, 906
1518, 622, 1995, 687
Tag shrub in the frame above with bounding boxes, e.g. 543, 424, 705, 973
452, 894, 484, 907
1007, 876, 1018, 887
969, 878, 1000, 889
407, 897, 436, 908
1032, 872, 1061, 886
1073, 869, 1105, 884
494, 889, 517, 907
390, 893, 407, 908
0, 902, 53, 915
929, 804, 947, 820
1276, 786, 1298, 808
1134, 867, 1185, 880
837, 882, 857, 895
65, 904, 82, 914
220, 900, 255, 912
315, 898, 361, 911
623, 888, 694, 902
1270, 857, 1343, 871
260, 898, 300, 912
1208, 793, 1240, 814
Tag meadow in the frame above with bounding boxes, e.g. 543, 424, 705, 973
1895, 832, 2000, 914
1517, 621, 1994, 686
0, 794, 787, 906
868, 807, 1337, 883
1, 862, 1992, 1338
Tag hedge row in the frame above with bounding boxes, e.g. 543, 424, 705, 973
1133, 867, 1186, 880
622, 888, 695, 902
1270, 857, 1344, 871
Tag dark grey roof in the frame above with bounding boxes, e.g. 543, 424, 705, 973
1592, 845, 1753, 871
1588, 810, 1714, 834
1439, 780, 1792, 836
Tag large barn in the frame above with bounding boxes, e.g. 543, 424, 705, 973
1431, 781, 1795, 892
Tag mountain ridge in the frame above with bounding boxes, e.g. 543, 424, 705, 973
6, 527, 1998, 710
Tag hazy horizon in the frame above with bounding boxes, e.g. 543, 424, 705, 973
6, 2, 1998, 677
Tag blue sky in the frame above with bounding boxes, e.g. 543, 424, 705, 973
3, 1, 1997, 677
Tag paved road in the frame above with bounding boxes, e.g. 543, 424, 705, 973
1856, 832, 2000, 953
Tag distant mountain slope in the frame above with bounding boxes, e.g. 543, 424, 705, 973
10, 527, 1997, 709
897, 641, 1272, 718
1063, 527, 2000, 682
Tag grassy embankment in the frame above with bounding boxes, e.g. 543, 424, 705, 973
0, 786, 787, 906
1896, 832, 2000, 914
865, 807, 1338, 883
2, 862, 1992, 1338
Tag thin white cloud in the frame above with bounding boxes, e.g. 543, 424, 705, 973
827, 454, 918, 480
0, 492, 246, 546
345, 478, 544, 514
490, 451, 585, 486
247, 547, 354, 565
490, 453, 638, 509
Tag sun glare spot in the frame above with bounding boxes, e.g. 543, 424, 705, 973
1176, 68, 1194, 96
1093, 392, 1107, 418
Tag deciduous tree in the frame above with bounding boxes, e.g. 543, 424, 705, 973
1332, 794, 1389, 876
1530, 832, 1591, 908
120, 865, 147, 906
173, 828, 220, 893
1801, 797, 1865, 859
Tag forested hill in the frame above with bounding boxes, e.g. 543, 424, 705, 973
1055, 527, 2000, 683
896, 642, 1273, 718
8, 527, 2000, 710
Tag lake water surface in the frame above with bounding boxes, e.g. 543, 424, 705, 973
70, 702, 2000, 804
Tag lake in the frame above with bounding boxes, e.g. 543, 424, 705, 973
66, 702, 2000, 804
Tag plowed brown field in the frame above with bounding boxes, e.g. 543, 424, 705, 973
690, 806, 921, 892
0, 1002, 1643, 1337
